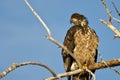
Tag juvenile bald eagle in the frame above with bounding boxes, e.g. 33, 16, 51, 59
62, 13, 99, 80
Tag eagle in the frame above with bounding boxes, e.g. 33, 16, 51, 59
62, 13, 99, 80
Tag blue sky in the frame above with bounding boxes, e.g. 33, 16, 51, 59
0, 0, 120, 80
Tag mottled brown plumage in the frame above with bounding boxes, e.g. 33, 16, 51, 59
62, 13, 99, 80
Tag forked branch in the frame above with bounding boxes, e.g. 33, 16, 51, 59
100, 0, 120, 38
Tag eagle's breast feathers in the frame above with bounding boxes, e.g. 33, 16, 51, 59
71, 26, 99, 71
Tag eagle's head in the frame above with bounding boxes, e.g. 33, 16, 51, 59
70, 13, 88, 26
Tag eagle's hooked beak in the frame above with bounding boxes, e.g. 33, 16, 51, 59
70, 18, 78, 25
70, 18, 76, 24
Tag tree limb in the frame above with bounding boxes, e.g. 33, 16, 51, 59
0, 62, 57, 79
46, 59, 120, 80
89, 59, 120, 70
100, 19, 120, 38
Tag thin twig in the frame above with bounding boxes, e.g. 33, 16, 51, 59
24, 0, 81, 69
24, 0, 52, 37
112, 1, 120, 16
86, 68, 96, 80
0, 62, 57, 78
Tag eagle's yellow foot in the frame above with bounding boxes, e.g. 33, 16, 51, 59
82, 63, 87, 70
80, 64, 87, 75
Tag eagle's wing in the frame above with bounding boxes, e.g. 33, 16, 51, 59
62, 26, 80, 80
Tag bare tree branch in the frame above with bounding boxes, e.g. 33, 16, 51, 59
46, 59, 120, 80
24, 0, 82, 69
45, 69, 82, 80
0, 62, 56, 79
89, 59, 120, 71
100, 0, 120, 38
100, 19, 120, 38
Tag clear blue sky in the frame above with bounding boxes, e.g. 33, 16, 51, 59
0, 0, 120, 80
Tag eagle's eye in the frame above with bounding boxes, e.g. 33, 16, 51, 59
80, 19, 88, 26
